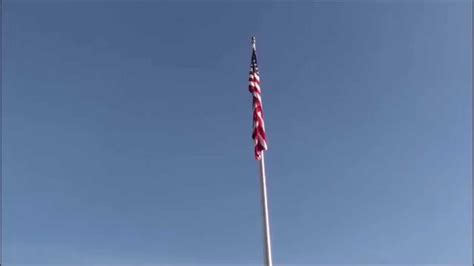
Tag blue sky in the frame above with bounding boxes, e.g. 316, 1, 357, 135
2, 1, 472, 265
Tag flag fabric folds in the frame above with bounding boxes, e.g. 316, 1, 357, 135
249, 37, 268, 160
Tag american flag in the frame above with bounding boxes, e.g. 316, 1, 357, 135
249, 37, 268, 160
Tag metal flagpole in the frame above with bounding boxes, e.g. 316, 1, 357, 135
250, 36, 273, 266
259, 151, 273, 266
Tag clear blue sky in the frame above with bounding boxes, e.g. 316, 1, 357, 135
3, 1, 472, 265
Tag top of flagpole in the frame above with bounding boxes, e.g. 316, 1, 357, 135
252, 36, 256, 50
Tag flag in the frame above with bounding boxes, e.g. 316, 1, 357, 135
249, 37, 268, 160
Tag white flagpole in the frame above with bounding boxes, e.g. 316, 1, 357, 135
251, 36, 273, 266
259, 151, 273, 266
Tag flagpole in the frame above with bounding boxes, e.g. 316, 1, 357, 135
250, 36, 273, 266
259, 151, 273, 266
